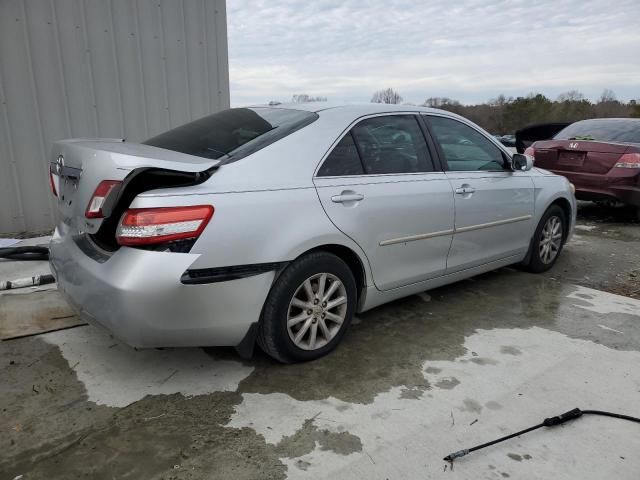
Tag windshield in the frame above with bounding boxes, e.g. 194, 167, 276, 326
554, 119, 640, 144
144, 107, 318, 162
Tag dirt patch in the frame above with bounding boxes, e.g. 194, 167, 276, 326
541, 203, 640, 299
604, 270, 640, 299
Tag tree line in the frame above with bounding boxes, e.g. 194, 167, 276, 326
419, 89, 640, 134
289, 88, 640, 135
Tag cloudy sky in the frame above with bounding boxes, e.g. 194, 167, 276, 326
226, 0, 640, 106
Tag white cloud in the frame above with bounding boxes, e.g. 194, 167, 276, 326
227, 0, 640, 105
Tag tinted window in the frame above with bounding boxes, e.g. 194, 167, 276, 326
554, 119, 640, 143
318, 133, 364, 176
351, 115, 434, 174
144, 107, 318, 162
428, 116, 505, 171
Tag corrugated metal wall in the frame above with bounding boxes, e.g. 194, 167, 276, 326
0, 0, 229, 235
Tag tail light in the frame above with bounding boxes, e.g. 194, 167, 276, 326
116, 205, 214, 246
86, 180, 122, 218
49, 171, 58, 197
614, 153, 640, 169
524, 146, 535, 157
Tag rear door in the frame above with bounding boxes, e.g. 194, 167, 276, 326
425, 114, 534, 273
314, 114, 455, 291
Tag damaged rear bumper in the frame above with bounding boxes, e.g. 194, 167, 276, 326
49, 227, 273, 348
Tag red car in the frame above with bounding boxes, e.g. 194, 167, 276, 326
523, 118, 640, 219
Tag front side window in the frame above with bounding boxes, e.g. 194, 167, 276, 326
428, 116, 505, 171
144, 107, 318, 163
351, 115, 434, 174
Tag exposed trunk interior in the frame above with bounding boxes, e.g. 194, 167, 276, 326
90, 167, 215, 251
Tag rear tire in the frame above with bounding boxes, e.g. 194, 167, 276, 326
523, 205, 567, 273
257, 251, 356, 363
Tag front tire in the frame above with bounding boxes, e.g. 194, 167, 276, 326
257, 251, 356, 363
523, 205, 567, 273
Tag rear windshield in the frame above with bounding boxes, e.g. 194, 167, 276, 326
554, 119, 640, 144
144, 107, 318, 162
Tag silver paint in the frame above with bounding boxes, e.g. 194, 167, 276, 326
49, 103, 577, 348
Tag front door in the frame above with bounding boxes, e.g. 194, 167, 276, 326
314, 114, 455, 291
425, 115, 534, 273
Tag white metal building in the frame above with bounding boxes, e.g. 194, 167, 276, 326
0, 0, 230, 235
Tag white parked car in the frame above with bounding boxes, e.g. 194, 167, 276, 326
49, 103, 576, 362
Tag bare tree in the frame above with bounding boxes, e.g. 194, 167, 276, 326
594, 89, 627, 117
291, 94, 327, 103
600, 88, 617, 103
557, 90, 585, 102
488, 94, 510, 107
371, 88, 403, 104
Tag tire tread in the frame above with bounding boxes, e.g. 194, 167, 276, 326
257, 251, 356, 363
523, 205, 567, 273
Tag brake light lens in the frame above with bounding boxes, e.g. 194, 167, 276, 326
116, 205, 214, 246
85, 180, 122, 218
524, 146, 535, 157
614, 153, 640, 169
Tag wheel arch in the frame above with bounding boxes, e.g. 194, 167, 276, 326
549, 196, 572, 241
522, 194, 573, 268
294, 244, 368, 309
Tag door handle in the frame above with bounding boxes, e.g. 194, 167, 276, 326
455, 186, 475, 195
331, 193, 364, 203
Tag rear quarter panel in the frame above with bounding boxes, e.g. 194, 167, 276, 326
129, 187, 374, 286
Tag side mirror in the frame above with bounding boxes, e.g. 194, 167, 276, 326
511, 153, 533, 172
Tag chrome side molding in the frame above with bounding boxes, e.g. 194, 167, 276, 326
380, 215, 532, 246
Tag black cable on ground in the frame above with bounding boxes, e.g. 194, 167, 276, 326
0, 245, 49, 261
581, 409, 640, 424
0, 245, 54, 290
444, 408, 640, 463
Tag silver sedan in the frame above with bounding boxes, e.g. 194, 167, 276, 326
49, 103, 576, 362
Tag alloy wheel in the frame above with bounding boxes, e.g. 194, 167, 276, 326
539, 215, 563, 264
287, 273, 348, 351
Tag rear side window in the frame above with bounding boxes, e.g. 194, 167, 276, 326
144, 107, 318, 162
352, 116, 434, 174
428, 116, 505, 171
317, 133, 364, 176
554, 119, 640, 143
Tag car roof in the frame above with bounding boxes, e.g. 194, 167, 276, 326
573, 117, 640, 123
249, 102, 446, 116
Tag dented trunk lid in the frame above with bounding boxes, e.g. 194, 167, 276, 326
50, 138, 220, 234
